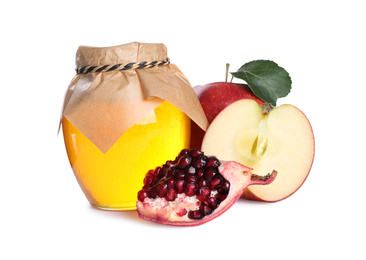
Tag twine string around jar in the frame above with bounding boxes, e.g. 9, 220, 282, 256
76, 58, 170, 74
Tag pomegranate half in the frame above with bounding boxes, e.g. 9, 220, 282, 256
136, 149, 277, 226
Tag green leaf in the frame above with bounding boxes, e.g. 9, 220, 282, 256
230, 60, 291, 106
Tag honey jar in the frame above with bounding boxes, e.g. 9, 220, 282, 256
60, 42, 207, 210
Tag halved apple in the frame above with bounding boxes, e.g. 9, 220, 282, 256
201, 99, 315, 202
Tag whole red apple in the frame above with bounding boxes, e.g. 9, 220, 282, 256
194, 82, 264, 123
190, 82, 264, 149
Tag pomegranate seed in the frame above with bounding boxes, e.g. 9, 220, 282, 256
165, 188, 177, 201
209, 175, 223, 189
216, 193, 227, 203
157, 182, 168, 197
185, 174, 197, 183
149, 187, 158, 198
166, 178, 175, 187
174, 169, 185, 179
192, 155, 207, 168
137, 190, 149, 202
204, 167, 218, 179
197, 187, 210, 201
154, 166, 162, 176
206, 197, 218, 209
177, 155, 192, 169
185, 182, 198, 196
185, 166, 196, 174
200, 204, 213, 216
196, 168, 205, 178
143, 175, 154, 185
142, 185, 150, 190
176, 208, 187, 217
189, 149, 204, 157
205, 156, 220, 168
217, 180, 230, 194
188, 210, 203, 220
199, 187, 210, 198
146, 169, 154, 176
198, 178, 208, 188
175, 179, 185, 193
178, 149, 190, 158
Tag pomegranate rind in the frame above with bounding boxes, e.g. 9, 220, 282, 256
136, 161, 277, 226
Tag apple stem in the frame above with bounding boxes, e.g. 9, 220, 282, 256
226, 63, 234, 82
225, 63, 230, 82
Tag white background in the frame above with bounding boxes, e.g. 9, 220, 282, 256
1, 0, 365, 259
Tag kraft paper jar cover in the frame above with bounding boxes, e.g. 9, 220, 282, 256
59, 42, 208, 153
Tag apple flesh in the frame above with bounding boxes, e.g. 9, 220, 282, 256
190, 82, 264, 149
201, 99, 315, 202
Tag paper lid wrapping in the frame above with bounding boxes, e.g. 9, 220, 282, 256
60, 42, 208, 153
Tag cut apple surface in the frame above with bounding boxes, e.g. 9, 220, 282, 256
201, 99, 315, 202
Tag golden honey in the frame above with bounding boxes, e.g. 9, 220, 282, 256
62, 101, 191, 210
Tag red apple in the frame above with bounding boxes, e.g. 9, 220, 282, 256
190, 82, 264, 149
195, 82, 264, 123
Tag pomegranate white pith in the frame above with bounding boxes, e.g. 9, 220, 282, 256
136, 149, 277, 226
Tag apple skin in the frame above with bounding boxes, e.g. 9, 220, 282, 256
194, 82, 265, 123
190, 82, 264, 150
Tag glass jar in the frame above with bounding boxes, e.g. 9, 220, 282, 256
60, 42, 207, 211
